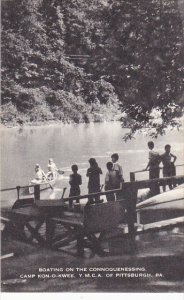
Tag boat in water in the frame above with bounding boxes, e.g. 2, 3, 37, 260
28, 171, 58, 194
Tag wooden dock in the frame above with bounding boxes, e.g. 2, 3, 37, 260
1, 173, 184, 256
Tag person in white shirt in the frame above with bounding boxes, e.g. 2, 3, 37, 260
105, 162, 118, 201
111, 153, 124, 200
111, 153, 124, 186
145, 141, 160, 179
47, 158, 58, 179
33, 164, 44, 183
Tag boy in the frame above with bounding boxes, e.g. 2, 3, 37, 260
105, 162, 117, 201
47, 158, 58, 179
34, 164, 44, 181
111, 153, 124, 186
86, 158, 102, 204
145, 141, 160, 179
31, 164, 44, 184
69, 165, 82, 208
145, 141, 160, 195
111, 153, 124, 200
161, 144, 177, 191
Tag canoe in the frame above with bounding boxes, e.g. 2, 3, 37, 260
136, 184, 184, 224
28, 172, 58, 194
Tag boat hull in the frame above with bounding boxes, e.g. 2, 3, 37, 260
137, 185, 184, 224
28, 172, 58, 194
28, 180, 55, 194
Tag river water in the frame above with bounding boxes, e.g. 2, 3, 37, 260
1, 122, 184, 207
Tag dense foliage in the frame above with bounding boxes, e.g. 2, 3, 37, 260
1, 0, 184, 138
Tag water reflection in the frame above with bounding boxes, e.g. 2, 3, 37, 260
18, 127, 23, 134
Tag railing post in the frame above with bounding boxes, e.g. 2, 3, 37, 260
137, 210, 141, 225
16, 185, 21, 200
130, 172, 135, 182
122, 182, 138, 237
34, 185, 40, 201
45, 217, 55, 247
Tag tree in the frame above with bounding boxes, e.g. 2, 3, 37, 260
1, 0, 119, 124
89, 0, 184, 140
1, 0, 183, 135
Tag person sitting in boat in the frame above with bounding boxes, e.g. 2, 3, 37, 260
161, 144, 177, 192
69, 164, 82, 208
47, 158, 58, 180
32, 164, 44, 183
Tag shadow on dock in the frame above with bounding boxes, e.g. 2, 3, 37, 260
1, 224, 184, 292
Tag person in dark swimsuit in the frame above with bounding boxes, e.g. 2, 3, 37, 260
69, 165, 82, 207
145, 141, 161, 196
161, 144, 177, 191
145, 141, 160, 179
86, 158, 102, 204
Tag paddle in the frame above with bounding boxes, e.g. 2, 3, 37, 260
100, 184, 104, 191
41, 169, 53, 190
61, 187, 67, 199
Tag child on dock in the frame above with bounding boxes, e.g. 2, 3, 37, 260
111, 153, 124, 200
111, 153, 124, 184
145, 141, 160, 179
69, 165, 82, 208
161, 144, 177, 191
105, 162, 117, 201
145, 141, 160, 196
86, 158, 102, 204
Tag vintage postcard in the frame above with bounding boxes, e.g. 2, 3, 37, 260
1, 0, 184, 294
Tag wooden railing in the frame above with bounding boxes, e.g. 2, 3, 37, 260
130, 164, 184, 182
1, 173, 184, 238
28, 174, 184, 205
32, 174, 184, 236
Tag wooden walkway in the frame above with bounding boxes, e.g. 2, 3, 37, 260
1, 174, 184, 256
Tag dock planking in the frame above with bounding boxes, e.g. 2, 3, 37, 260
1, 174, 184, 256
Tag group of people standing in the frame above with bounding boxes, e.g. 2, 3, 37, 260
69, 142, 177, 206
34, 141, 177, 205
145, 141, 177, 192
69, 153, 123, 207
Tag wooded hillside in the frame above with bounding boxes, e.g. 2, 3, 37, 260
1, 0, 184, 137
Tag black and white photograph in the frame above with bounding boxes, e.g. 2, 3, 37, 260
1, 0, 184, 294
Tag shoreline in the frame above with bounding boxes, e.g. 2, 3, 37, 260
1, 120, 183, 133
0, 118, 122, 130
